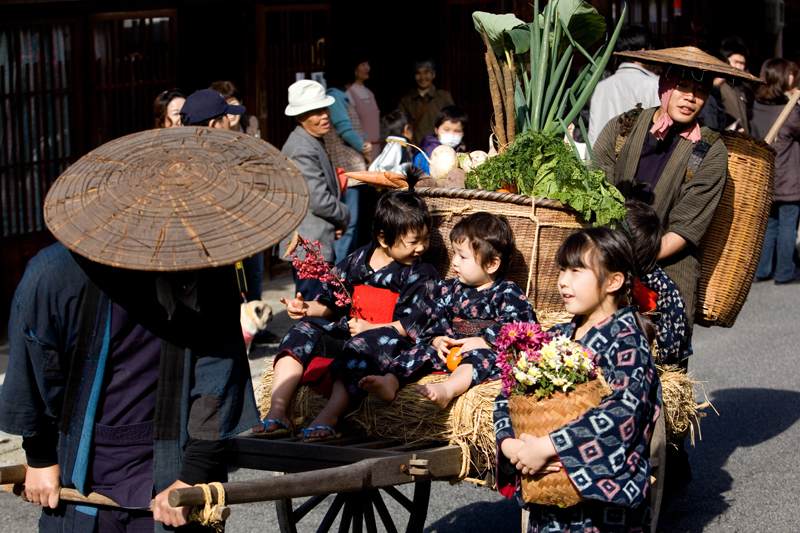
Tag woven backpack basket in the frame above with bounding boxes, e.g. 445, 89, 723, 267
508, 373, 613, 507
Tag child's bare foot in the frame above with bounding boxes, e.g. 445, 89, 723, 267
253, 408, 289, 433
359, 374, 399, 402
416, 382, 456, 409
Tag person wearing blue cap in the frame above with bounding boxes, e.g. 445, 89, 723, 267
180, 88, 245, 129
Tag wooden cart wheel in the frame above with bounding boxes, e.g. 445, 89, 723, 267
649, 413, 667, 532
275, 480, 432, 533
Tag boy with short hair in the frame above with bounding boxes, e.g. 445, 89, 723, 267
413, 105, 468, 175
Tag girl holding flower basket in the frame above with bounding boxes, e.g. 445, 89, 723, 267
494, 228, 662, 532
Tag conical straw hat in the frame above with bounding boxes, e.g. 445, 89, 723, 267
44, 127, 309, 271
615, 46, 764, 84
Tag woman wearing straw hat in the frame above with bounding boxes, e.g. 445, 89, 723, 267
0, 127, 307, 531
280, 79, 351, 301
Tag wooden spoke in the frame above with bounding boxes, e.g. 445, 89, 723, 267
352, 496, 363, 533
317, 494, 347, 533
292, 495, 327, 523
338, 496, 356, 533
363, 493, 378, 533
370, 490, 398, 533
276, 481, 431, 533
381, 486, 414, 512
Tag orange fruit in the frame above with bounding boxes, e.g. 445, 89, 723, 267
446, 346, 462, 372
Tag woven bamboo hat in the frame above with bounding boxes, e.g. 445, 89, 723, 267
44, 127, 309, 271
615, 46, 764, 83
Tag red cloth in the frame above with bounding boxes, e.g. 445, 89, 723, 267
301, 356, 335, 397
350, 284, 399, 323
633, 278, 658, 313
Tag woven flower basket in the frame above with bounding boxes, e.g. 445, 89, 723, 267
695, 131, 775, 327
416, 188, 586, 315
508, 373, 613, 507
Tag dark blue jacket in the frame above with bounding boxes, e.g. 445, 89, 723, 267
0, 243, 259, 531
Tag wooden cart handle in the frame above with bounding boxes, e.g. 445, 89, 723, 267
764, 89, 800, 145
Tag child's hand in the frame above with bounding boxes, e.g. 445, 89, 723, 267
511, 434, 561, 476
280, 292, 308, 320
500, 437, 525, 460
431, 336, 456, 363
348, 317, 375, 336
450, 336, 490, 354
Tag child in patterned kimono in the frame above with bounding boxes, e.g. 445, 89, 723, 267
360, 212, 536, 408
625, 199, 692, 366
255, 190, 440, 439
494, 228, 662, 532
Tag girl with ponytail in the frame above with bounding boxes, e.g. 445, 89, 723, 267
494, 227, 662, 532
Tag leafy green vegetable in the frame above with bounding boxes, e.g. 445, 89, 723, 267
468, 131, 626, 227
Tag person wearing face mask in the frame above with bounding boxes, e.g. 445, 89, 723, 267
412, 106, 468, 175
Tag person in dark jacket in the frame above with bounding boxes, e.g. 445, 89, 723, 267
750, 58, 800, 284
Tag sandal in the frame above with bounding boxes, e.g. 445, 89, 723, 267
298, 425, 341, 443
254, 419, 291, 438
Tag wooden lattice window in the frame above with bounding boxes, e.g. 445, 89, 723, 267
256, 4, 330, 146
0, 21, 78, 237
89, 10, 178, 147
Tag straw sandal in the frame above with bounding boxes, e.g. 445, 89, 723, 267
298, 425, 341, 443
255, 419, 292, 438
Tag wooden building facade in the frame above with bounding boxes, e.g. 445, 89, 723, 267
0, 0, 795, 341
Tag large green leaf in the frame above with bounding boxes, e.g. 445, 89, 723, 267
556, 0, 606, 49
472, 12, 526, 56
506, 25, 532, 54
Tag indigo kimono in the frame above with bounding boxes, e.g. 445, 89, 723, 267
278, 243, 440, 394
494, 307, 662, 532
0, 244, 259, 532
641, 267, 692, 365
386, 278, 536, 386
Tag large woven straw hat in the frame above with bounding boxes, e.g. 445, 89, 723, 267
615, 46, 764, 83
44, 127, 309, 271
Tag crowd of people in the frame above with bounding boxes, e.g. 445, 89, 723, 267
1, 36, 798, 533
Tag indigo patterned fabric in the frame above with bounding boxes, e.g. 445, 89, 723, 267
641, 267, 692, 365
494, 307, 661, 532
277, 243, 440, 377
386, 278, 536, 386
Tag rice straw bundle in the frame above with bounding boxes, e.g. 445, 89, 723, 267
657, 365, 711, 444
534, 308, 573, 330
359, 375, 502, 482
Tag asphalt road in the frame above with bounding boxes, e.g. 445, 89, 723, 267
1, 276, 799, 532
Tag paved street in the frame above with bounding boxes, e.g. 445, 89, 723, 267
1, 273, 799, 531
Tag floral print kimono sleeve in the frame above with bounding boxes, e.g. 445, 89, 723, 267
641, 267, 692, 365
393, 263, 441, 341
416, 279, 458, 344
482, 280, 536, 347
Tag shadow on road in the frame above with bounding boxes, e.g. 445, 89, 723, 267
424, 499, 520, 532
663, 387, 800, 531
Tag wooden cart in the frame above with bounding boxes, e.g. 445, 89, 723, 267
2, 418, 665, 532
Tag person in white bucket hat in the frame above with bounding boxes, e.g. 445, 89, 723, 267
279, 79, 350, 300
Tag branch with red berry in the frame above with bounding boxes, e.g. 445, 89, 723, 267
283, 231, 363, 321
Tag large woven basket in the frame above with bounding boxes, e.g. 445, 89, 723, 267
508, 374, 613, 507
416, 188, 587, 314
695, 131, 775, 327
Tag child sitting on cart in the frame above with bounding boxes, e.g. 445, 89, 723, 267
494, 228, 661, 532
256, 190, 440, 440
625, 199, 692, 366
359, 212, 536, 408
